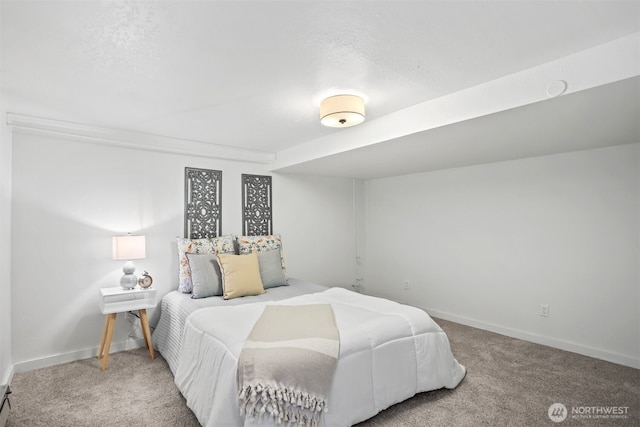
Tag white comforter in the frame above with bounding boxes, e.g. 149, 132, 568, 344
174, 287, 466, 427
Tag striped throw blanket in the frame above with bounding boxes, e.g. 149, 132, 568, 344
237, 304, 340, 426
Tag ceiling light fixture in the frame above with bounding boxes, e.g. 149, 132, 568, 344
320, 94, 365, 128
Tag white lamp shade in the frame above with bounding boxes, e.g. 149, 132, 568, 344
320, 94, 365, 128
112, 235, 146, 260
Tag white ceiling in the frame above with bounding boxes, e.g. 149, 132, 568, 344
2, 1, 639, 179
277, 77, 640, 178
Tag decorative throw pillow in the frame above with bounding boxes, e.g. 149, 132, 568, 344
177, 235, 235, 293
186, 253, 223, 298
216, 252, 265, 300
237, 234, 286, 275
257, 249, 288, 289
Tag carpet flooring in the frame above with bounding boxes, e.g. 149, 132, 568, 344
5, 318, 639, 426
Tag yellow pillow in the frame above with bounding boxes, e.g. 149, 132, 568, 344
216, 252, 265, 300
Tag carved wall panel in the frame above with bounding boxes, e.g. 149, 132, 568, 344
184, 167, 222, 238
242, 174, 272, 236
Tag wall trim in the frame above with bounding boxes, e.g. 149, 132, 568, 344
6, 113, 276, 164
425, 308, 640, 369
12, 338, 146, 374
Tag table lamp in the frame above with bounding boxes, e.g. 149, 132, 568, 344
112, 234, 146, 289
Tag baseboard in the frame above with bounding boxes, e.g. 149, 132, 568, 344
12, 338, 146, 374
426, 308, 640, 369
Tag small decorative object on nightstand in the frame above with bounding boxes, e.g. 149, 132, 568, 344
138, 271, 153, 288
97, 286, 157, 371
112, 234, 146, 289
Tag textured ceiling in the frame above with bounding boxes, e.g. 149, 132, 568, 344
1, 1, 639, 177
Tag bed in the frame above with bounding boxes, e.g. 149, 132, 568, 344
152, 277, 466, 426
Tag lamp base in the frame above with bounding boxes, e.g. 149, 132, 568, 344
120, 273, 138, 289
120, 260, 138, 289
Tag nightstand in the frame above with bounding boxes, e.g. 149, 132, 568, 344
97, 286, 157, 371
0, 384, 10, 427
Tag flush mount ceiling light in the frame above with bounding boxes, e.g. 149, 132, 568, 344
320, 94, 365, 128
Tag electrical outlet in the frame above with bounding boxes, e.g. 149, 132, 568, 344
540, 304, 549, 317
404, 280, 410, 290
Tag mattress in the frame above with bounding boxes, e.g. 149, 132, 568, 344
152, 278, 329, 375
165, 283, 466, 426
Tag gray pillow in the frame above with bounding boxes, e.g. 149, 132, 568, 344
186, 253, 223, 298
257, 249, 288, 289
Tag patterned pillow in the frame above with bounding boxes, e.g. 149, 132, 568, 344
237, 234, 286, 274
177, 235, 235, 293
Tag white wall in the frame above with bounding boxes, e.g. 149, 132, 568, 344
0, 114, 11, 385
0, 0, 13, 384
272, 173, 357, 288
10, 129, 357, 371
361, 144, 639, 368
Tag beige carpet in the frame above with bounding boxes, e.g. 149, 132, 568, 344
6, 318, 639, 426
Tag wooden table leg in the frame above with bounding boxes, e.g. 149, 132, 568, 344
100, 313, 117, 371
139, 309, 156, 360
97, 315, 110, 360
